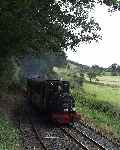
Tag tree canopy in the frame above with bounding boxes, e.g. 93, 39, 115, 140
0, 0, 119, 79
0, 0, 102, 59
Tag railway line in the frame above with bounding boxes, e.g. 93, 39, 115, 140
19, 118, 44, 150
74, 121, 120, 150
30, 119, 48, 150
29, 115, 82, 150
19, 108, 120, 150
17, 100, 119, 150
18, 104, 46, 150
61, 126, 106, 150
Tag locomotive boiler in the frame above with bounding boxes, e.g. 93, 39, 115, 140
26, 78, 76, 124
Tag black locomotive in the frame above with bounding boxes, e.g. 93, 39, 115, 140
27, 78, 76, 124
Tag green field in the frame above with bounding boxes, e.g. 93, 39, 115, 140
84, 83, 120, 107
97, 76, 120, 87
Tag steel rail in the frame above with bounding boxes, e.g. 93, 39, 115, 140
61, 127, 89, 150
21, 106, 48, 150
28, 115, 48, 150
73, 126, 106, 150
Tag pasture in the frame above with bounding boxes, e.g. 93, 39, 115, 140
97, 76, 120, 87
84, 82, 120, 107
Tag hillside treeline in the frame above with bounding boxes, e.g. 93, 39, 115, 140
67, 60, 120, 84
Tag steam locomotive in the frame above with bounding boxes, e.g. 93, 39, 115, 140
26, 78, 77, 124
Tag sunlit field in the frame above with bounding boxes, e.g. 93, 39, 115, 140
97, 76, 120, 87
84, 82, 120, 107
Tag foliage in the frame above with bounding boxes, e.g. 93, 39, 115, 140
71, 72, 84, 88
103, 0, 120, 11
108, 63, 120, 76
72, 81, 120, 140
72, 87, 120, 118
0, 0, 118, 84
87, 71, 97, 82
68, 60, 90, 73
0, 0, 103, 85
0, 0, 101, 58
0, 113, 22, 150
87, 65, 103, 82
54, 65, 84, 88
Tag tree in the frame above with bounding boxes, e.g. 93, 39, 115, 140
0, 0, 102, 81
87, 71, 97, 82
116, 65, 120, 75
109, 63, 118, 76
0, 0, 118, 80
87, 65, 103, 82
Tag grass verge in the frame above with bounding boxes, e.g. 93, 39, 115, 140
0, 113, 22, 150
71, 83, 120, 142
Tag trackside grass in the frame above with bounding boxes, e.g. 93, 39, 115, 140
84, 83, 120, 107
0, 113, 22, 150
72, 82, 120, 141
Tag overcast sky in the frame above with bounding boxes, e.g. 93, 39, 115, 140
66, 4, 120, 68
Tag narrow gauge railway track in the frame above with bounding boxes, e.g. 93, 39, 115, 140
19, 103, 80, 149
20, 119, 47, 150
74, 121, 120, 150
19, 116, 119, 150
61, 127, 89, 150
29, 116, 84, 150
20, 106, 80, 150
61, 126, 106, 150
19, 117, 47, 150
73, 126, 106, 150
19, 103, 119, 150
29, 117, 48, 150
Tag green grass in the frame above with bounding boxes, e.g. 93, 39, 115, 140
84, 83, 120, 107
97, 76, 120, 87
72, 82, 120, 140
0, 113, 22, 150
76, 105, 120, 138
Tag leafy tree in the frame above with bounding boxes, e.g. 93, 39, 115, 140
87, 65, 103, 82
103, 0, 120, 11
87, 70, 97, 82
0, 0, 119, 82
116, 65, 120, 75
0, 0, 103, 84
109, 63, 118, 76
0, 0, 101, 57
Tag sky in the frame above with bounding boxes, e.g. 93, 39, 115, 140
66, 4, 120, 68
